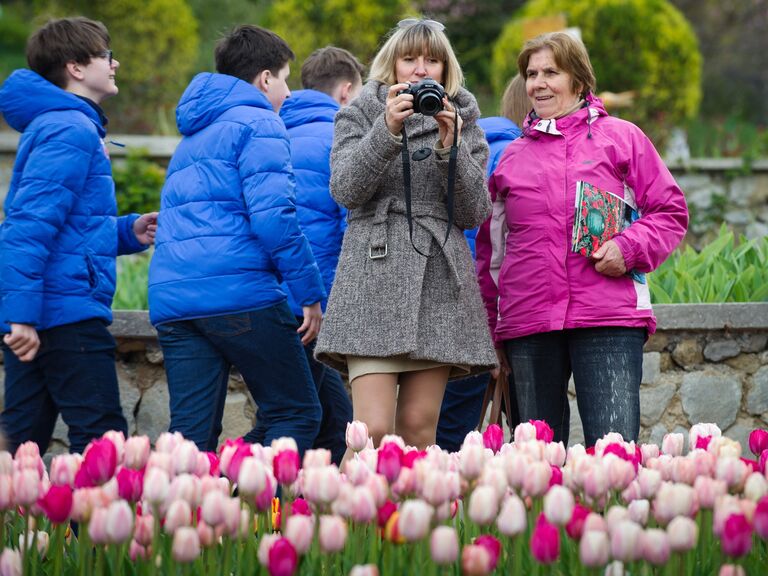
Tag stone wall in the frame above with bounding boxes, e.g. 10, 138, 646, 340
0, 305, 765, 455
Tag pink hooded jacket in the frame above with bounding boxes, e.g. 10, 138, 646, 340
475, 95, 688, 345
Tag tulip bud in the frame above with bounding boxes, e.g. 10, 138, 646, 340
273, 449, 300, 486
579, 530, 609, 568
124, 435, 151, 470
530, 513, 560, 564
543, 485, 574, 526
429, 526, 458, 565
667, 515, 699, 552
285, 514, 314, 555
398, 499, 433, 542
105, 500, 134, 544
610, 520, 642, 563
749, 429, 768, 457
319, 515, 347, 552
720, 514, 753, 557
38, 484, 73, 524
172, 526, 200, 563
482, 424, 504, 453
641, 528, 670, 565
661, 433, 684, 457
0, 547, 21, 576
346, 421, 370, 452
461, 545, 491, 576
164, 499, 192, 534
82, 438, 118, 485
468, 486, 498, 526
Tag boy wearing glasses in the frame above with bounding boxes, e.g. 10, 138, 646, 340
0, 17, 157, 455
148, 26, 325, 453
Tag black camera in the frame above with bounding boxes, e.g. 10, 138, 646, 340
399, 78, 445, 116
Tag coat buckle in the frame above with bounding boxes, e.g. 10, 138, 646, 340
369, 244, 387, 259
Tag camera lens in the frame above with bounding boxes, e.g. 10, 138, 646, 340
418, 91, 442, 116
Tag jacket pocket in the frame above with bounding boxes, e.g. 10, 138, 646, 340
85, 253, 99, 290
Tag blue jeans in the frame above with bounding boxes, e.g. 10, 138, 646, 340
1, 319, 128, 455
504, 327, 644, 447
436, 373, 520, 453
252, 334, 352, 466
156, 302, 321, 453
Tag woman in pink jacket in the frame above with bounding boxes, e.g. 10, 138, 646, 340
475, 32, 688, 447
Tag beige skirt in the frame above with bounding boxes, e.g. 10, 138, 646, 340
347, 354, 470, 383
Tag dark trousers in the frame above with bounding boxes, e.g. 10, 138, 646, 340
1, 319, 128, 455
156, 302, 321, 454
504, 327, 644, 447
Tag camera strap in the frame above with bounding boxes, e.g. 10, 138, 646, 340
401, 107, 458, 258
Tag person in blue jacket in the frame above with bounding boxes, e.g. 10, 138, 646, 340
148, 25, 326, 453
436, 75, 526, 452
271, 46, 364, 464
0, 17, 157, 455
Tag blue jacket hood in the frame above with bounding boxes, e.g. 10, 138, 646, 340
0, 69, 105, 136
280, 90, 338, 130
176, 72, 274, 136
478, 116, 521, 145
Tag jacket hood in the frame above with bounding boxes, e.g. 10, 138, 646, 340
280, 89, 338, 129
0, 69, 104, 135
176, 72, 274, 136
478, 116, 521, 144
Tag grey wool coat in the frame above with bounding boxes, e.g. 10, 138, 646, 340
315, 80, 497, 377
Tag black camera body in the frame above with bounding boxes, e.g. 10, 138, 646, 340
399, 78, 445, 116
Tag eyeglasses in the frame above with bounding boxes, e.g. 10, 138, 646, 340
99, 50, 114, 65
397, 18, 445, 32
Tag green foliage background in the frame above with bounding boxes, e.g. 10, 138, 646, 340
492, 0, 702, 140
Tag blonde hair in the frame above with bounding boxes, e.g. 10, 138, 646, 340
517, 32, 596, 97
500, 74, 530, 127
368, 21, 464, 97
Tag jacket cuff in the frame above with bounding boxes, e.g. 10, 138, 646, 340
368, 114, 404, 162
612, 234, 637, 271
117, 214, 148, 256
3, 293, 42, 327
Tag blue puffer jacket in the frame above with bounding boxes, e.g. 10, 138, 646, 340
279, 90, 347, 316
148, 73, 325, 325
0, 69, 145, 332
465, 116, 521, 257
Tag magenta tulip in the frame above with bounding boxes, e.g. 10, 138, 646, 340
749, 429, 768, 457
376, 442, 403, 483
754, 496, 768, 540
116, 467, 144, 502
474, 535, 501, 570
267, 537, 298, 576
37, 484, 73, 524
721, 513, 753, 557
273, 450, 300, 486
530, 420, 554, 442
530, 513, 560, 564
482, 424, 503, 453
565, 503, 591, 540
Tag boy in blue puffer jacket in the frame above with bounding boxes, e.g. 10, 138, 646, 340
0, 17, 157, 455
268, 46, 364, 465
148, 25, 326, 453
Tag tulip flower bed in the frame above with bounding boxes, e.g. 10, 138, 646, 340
1, 423, 768, 576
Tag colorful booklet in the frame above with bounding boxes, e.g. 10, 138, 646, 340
571, 180, 645, 283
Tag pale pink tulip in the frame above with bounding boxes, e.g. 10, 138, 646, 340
344, 458, 371, 486
582, 463, 609, 501
303, 449, 331, 469
694, 476, 727, 509
105, 500, 133, 544
398, 499, 433, 542
637, 468, 662, 499
478, 466, 507, 500
670, 457, 697, 485
124, 435, 151, 470
689, 423, 721, 450
708, 437, 742, 459
544, 442, 566, 467
690, 448, 717, 477
667, 515, 699, 552
744, 472, 768, 502
0, 452, 13, 475
237, 457, 267, 496
303, 465, 341, 505
497, 494, 527, 536
171, 440, 199, 476
606, 457, 636, 491
716, 457, 749, 490
605, 506, 630, 532
391, 467, 417, 499
134, 514, 154, 547
468, 486, 498, 526
172, 526, 200, 563
365, 474, 389, 507
462, 430, 484, 448
201, 490, 227, 527
348, 565, 379, 576
459, 445, 485, 481
461, 545, 491, 576
579, 530, 609, 568
49, 454, 81, 487
641, 528, 670, 565
0, 547, 21, 576
196, 521, 216, 548
661, 433, 684, 456
145, 452, 172, 476
285, 514, 314, 555
164, 499, 192, 534
221, 497, 241, 537
154, 431, 183, 454
628, 499, 650, 526
18, 531, 48, 557
610, 520, 642, 562
129, 541, 149, 561
504, 452, 530, 491
523, 461, 552, 498
331, 482, 355, 518
0, 475, 13, 510
194, 452, 212, 477
514, 422, 537, 444
543, 485, 574, 526
653, 482, 697, 526
583, 512, 609, 534
318, 515, 347, 552
350, 486, 377, 524
640, 443, 660, 462
13, 469, 39, 506
258, 533, 281, 566
429, 526, 458, 565
102, 431, 125, 464
346, 421, 369, 452
88, 507, 109, 544
719, 564, 746, 576
143, 467, 170, 505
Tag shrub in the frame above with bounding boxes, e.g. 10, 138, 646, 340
113, 252, 150, 310
112, 149, 165, 215
649, 224, 768, 304
492, 0, 702, 140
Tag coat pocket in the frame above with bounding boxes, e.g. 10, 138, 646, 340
85, 253, 99, 290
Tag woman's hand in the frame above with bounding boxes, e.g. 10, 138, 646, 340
434, 97, 463, 149
591, 239, 627, 277
385, 83, 414, 136
490, 346, 510, 380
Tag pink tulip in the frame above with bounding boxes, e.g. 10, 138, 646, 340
543, 485, 574, 526
129, 540, 149, 561
721, 513, 753, 557
302, 466, 341, 504
398, 499, 433, 542
171, 440, 200, 476
14, 442, 44, 477
565, 503, 591, 540
689, 423, 721, 451
218, 438, 252, 481
661, 433, 684, 457
461, 545, 492, 576
88, 507, 109, 544
482, 424, 503, 453
319, 515, 347, 552
49, 454, 81, 487
350, 486, 377, 524
610, 520, 642, 562
583, 512, 609, 534
349, 565, 379, 576
171, 526, 200, 563
719, 565, 746, 576
116, 467, 144, 502
38, 484, 73, 524
754, 496, 768, 540
255, 473, 277, 512
376, 442, 403, 483
303, 449, 331, 469
12, 469, 40, 506
474, 535, 501, 570
667, 515, 699, 552
346, 421, 369, 452
579, 530, 609, 567
0, 475, 13, 510
641, 528, 670, 565
164, 499, 192, 534
134, 514, 154, 547
759, 449, 768, 475
523, 461, 552, 498
205, 451, 220, 477
123, 435, 150, 470
459, 445, 486, 481
430, 526, 458, 565
273, 450, 300, 486
377, 500, 397, 528
514, 422, 537, 443
421, 469, 451, 506
530, 420, 554, 442
82, 438, 118, 485
582, 463, 608, 501
238, 457, 268, 496
628, 499, 650, 526
143, 467, 170, 505
105, 500, 134, 544
0, 548, 21, 576
468, 486, 498, 526
530, 513, 560, 564
285, 514, 314, 555
749, 429, 768, 456
640, 443, 660, 462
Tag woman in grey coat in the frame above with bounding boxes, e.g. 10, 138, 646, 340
315, 18, 497, 454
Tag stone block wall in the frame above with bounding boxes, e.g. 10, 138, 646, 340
0, 305, 766, 456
